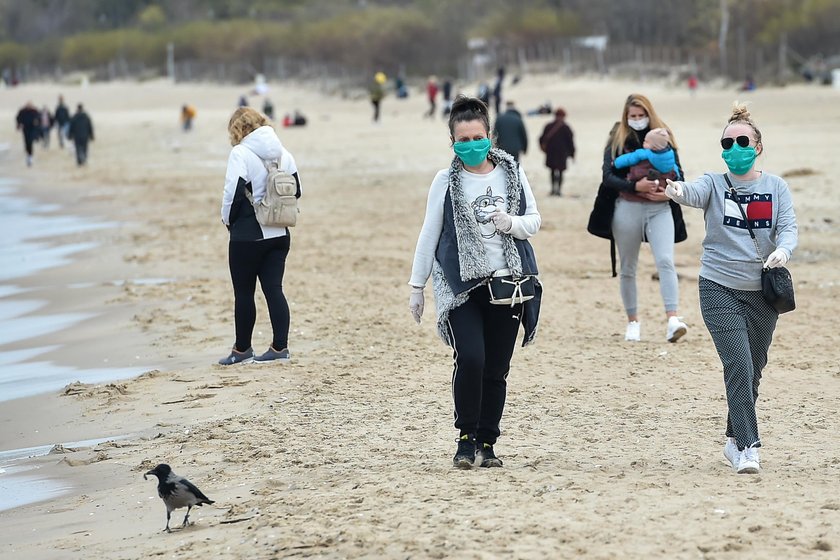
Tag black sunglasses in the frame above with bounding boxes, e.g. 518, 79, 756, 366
720, 135, 752, 150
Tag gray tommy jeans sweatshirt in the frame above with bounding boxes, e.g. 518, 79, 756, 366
671, 172, 797, 291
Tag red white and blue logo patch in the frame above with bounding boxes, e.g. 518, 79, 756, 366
723, 191, 773, 229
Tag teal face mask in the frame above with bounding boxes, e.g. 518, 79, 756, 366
721, 143, 757, 175
453, 138, 491, 167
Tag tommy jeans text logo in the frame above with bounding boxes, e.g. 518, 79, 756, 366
723, 191, 773, 229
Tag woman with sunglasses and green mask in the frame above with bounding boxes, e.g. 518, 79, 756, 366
408, 95, 542, 469
665, 102, 798, 475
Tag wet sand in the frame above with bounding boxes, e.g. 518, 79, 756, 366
0, 77, 838, 558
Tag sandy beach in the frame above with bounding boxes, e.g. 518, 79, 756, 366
1, 76, 839, 559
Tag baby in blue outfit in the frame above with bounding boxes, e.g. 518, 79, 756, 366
614, 127, 678, 184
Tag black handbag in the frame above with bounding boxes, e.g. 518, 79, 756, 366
724, 175, 795, 314
487, 275, 535, 307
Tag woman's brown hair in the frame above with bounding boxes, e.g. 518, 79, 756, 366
228, 107, 269, 146
609, 93, 678, 157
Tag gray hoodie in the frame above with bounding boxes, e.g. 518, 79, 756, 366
671, 172, 797, 290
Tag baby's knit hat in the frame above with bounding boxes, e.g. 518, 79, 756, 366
645, 128, 670, 150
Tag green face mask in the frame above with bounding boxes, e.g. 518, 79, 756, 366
453, 138, 491, 167
721, 143, 757, 175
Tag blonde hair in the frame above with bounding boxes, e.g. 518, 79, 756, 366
228, 107, 269, 146
724, 101, 762, 147
609, 93, 678, 157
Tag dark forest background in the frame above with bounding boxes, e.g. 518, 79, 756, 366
1, 0, 838, 85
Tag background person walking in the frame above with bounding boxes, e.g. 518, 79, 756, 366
54, 95, 70, 148
408, 95, 542, 469
219, 107, 301, 365
67, 103, 94, 166
15, 101, 40, 166
665, 102, 797, 474
493, 101, 528, 162
539, 108, 575, 196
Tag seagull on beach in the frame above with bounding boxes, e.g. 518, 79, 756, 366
144, 463, 215, 532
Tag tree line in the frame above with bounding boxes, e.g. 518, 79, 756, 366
0, 0, 838, 83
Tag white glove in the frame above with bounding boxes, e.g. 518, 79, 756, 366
664, 179, 683, 199
488, 211, 512, 232
409, 286, 424, 324
763, 248, 788, 269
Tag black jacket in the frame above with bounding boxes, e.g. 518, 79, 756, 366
493, 109, 528, 158
68, 112, 94, 143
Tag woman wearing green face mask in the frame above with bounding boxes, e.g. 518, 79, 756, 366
408, 95, 542, 469
664, 102, 798, 475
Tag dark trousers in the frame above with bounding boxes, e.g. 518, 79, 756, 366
23, 132, 36, 156
699, 277, 777, 450
446, 287, 522, 445
74, 140, 89, 165
371, 100, 381, 122
550, 168, 565, 195
228, 235, 291, 353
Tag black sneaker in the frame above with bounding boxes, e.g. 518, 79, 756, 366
217, 347, 255, 365
478, 443, 503, 468
255, 346, 291, 363
452, 434, 476, 469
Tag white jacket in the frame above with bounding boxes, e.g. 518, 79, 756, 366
221, 125, 299, 238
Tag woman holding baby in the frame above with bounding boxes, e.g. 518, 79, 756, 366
601, 93, 688, 343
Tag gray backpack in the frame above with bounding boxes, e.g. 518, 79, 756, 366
244, 151, 298, 227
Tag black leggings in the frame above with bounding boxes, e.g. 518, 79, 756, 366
446, 288, 522, 445
228, 235, 290, 352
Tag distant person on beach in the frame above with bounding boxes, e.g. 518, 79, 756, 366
492, 66, 505, 115
441, 78, 453, 117
38, 106, 53, 148
15, 101, 40, 167
262, 98, 274, 120
425, 75, 438, 118
219, 107, 301, 365
687, 74, 699, 96
369, 72, 386, 123
538, 108, 575, 196
477, 82, 490, 107
67, 103, 94, 166
493, 101, 527, 162
408, 95, 542, 469
740, 75, 756, 92
664, 102, 798, 474
54, 95, 70, 148
181, 104, 196, 131
593, 93, 687, 342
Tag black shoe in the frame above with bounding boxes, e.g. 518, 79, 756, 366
478, 443, 503, 468
453, 434, 476, 469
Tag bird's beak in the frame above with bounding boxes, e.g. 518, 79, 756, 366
144, 470, 154, 479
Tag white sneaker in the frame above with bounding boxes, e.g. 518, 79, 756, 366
666, 316, 687, 342
723, 439, 739, 471
737, 447, 760, 474
625, 321, 640, 342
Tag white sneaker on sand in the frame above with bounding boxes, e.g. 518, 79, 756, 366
625, 321, 641, 342
666, 316, 687, 342
737, 447, 760, 474
723, 439, 740, 471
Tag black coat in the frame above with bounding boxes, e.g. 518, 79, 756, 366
539, 120, 575, 171
493, 109, 528, 158
68, 112, 94, 143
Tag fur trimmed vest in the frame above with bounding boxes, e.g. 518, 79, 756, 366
432, 148, 542, 347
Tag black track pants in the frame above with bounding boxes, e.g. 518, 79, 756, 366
446, 287, 522, 445
228, 235, 290, 352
